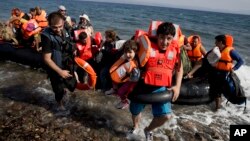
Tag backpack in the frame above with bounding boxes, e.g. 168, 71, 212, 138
223, 71, 247, 110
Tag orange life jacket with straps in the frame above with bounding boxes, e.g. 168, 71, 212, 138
110, 55, 138, 83
76, 36, 92, 61
11, 12, 25, 28
187, 35, 203, 62
215, 34, 234, 71
142, 36, 180, 86
35, 10, 48, 28
21, 19, 42, 40
216, 46, 234, 71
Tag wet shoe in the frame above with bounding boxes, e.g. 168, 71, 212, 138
128, 127, 140, 135
115, 101, 129, 109
144, 129, 153, 141
104, 88, 115, 95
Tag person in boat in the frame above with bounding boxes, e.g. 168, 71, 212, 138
184, 35, 206, 79
109, 40, 139, 109
34, 6, 48, 29
74, 31, 93, 83
9, 15, 42, 51
71, 18, 78, 30
41, 12, 77, 111
0, 22, 18, 45
100, 30, 124, 94
209, 34, 244, 110
58, 5, 72, 33
128, 22, 183, 141
78, 13, 94, 36
8, 8, 30, 45
29, 8, 36, 19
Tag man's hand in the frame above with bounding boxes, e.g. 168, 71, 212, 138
59, 70, 72, 79
169, 85, 180, 102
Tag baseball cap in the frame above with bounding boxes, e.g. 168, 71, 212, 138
58, 5, 66, 11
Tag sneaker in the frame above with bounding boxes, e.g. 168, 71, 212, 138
115, 101, 129, 109
144, 129, 153, 141
128, 127, 140, 135
104, 88, 115, 95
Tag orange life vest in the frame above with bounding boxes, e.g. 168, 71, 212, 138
137, 35, 152, 67
35, 10, 48, 28
110, 55, 138, 83
216, 46, 234, 71
21, 19, 42, 40
11, 12, 25, 28
94, 32, 102, 48
187, 35, 203, 62
143, 37, 179, 86
134, 29, 148, 42
76, 36, 92, 60
74, 57, 97, 90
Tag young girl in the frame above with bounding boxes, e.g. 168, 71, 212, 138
109, 40, 140, 109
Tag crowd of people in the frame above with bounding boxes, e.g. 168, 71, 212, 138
0, 5, 245, 141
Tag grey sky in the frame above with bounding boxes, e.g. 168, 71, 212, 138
84, 0, 250, 15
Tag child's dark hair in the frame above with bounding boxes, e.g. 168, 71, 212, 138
123, 40, 138, 53
105, 30, 116, 41
157, 22, 176, 37
78, 31, 87, 40
215, 35, 226, 45
192, 35, 199, 41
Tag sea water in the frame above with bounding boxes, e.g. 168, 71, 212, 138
0, 0, 250, 140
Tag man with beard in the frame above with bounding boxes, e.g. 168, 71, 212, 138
41, 12, 76, 111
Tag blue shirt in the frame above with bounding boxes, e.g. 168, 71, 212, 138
230, 50, 244, 70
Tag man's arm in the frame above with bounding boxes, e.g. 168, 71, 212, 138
230, 50, 244, 71
43, 53, 72, 79
41, 34, 72, 79
171, 60, 183, 102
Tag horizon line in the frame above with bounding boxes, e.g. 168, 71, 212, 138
76, 0, 250, 16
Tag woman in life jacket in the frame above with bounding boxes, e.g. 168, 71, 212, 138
21, 19, 42, 52
34, 6, 48, 29
8, 8, 30, 44
100, 30, 123, 92
210, 34, 244, 111
109, 40, 140, 109
184, 35, 207, 79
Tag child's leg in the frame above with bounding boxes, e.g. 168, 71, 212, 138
118, 82, 137, 102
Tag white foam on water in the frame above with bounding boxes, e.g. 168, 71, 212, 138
134, 65, 250, 140
34, 87, 53, 95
